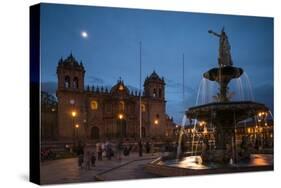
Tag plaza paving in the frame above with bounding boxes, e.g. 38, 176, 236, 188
40, 152, 160, 184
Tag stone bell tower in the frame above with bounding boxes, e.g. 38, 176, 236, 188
57, 53, 85, 92
56, 53, 86, 141
143, 71, 166, 137
144, 70, 165, 100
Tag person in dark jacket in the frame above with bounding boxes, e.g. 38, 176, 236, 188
91, 152, 96, 167
145, 141, 151, 153
78, 154, 83, 168
138, 140, 143, 157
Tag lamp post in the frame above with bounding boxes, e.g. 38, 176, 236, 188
75, 124, 79, 142
71, 110, 77, 152
257, 111, 268, 149
118, 113, 124, 138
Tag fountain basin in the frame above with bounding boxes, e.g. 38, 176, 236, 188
186, 101, 268, 122
203, 66, 243, 83
145, 154, 273, 177
185, 101, 269, 160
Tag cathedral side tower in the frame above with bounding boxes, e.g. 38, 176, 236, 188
144, 70, 165, 100
143, 71, 166, 137
57, 53, 85, 92
56, 53, 86, 140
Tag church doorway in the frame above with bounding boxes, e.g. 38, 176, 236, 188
117, 119, 127, 138
91, 126, 100, 140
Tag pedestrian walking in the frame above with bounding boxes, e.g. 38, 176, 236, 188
96, 142, 102, 161
117, 140, 123, 160
145, 140, 151, 153
106, 141, 113, 160
138, 140, 143, 157
78, 153, 84, 168
151, 141, 155, 156
85, 151, 91, 170
91, 152, 96, 167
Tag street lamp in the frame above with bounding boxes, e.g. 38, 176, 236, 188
118, 113, 124, 120
199, 121, 206, 127
117, 113, 124, 138
71, 111, 77, 117
154, 119, 159, 125
75, 124, 79, 141
203, 126, 208, 135
257, 111, 269, 148
71, 110, 77, 152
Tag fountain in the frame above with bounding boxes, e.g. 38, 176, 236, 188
186, 28, 269, 164
145, 28, 273, 176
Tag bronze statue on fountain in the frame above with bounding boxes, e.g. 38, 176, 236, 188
186, 28, 269, 164
205, 27, 243, 102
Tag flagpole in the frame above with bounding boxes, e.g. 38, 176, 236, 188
182, 53, 185, 102
139, 41, 142, 140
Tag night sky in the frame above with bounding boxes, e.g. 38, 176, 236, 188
40, 3, 273, 124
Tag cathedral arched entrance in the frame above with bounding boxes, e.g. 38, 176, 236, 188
117, 119, 127, 138
91, 126, 100, 140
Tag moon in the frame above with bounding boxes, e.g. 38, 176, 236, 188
81, 31, 88, 38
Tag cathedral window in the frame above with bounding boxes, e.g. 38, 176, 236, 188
159, 88, 162, 98
153, 88, 157, 97
90, 100, 98, 110
64, 76, 70, 88
73, 77, 79, 89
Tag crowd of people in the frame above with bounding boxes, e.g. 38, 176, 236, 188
41, 139, 175, 165
76, 139, 156, 170
41, 148, 56, 161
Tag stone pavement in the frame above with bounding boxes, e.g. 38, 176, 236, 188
95, 158, 159, 181
40, 152, 160, 185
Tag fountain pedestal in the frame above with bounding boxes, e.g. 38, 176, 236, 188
186, 101, 268, 164
202, 128, 234, 164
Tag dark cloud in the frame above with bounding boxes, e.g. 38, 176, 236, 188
41, 81, 57, 95
127, 85, 141, 93
253, 82, 274, 114
165, 79, 194, 91
87, 76, 104, 85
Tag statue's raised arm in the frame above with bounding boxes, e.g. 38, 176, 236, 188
208, 30, 221, 38
208, 27, 233, 67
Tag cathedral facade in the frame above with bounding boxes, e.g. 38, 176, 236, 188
56, 54, 175, 141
